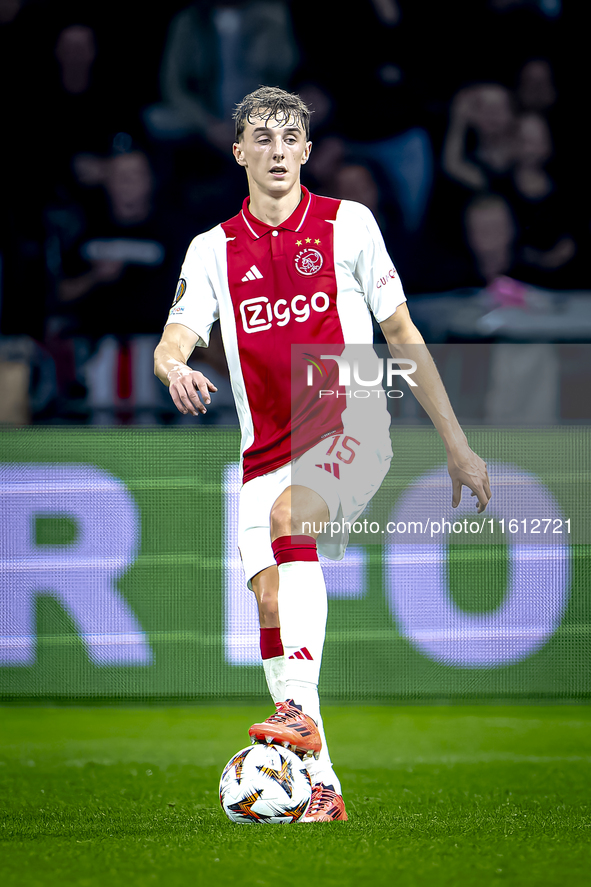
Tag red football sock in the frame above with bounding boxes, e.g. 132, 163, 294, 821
260, 626, 283, 660
271, 534, 318, 565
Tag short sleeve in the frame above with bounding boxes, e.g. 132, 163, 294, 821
349, 202, 406, 323
164, 233, 219, 347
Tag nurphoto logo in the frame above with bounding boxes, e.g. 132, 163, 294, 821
304, 354, 417, 398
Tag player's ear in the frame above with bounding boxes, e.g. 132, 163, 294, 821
233, 142, 247, 167
301, 141, 312, 165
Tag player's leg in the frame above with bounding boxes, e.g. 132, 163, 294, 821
251, 561, 327, 768
272, 485, 329, 723
249, 484, 346, 817
249, 484, 328, 756
273, 486, 345, 803
239, 467, 322, 737
238, 470, 286, 704
240, 465, 348, 819
251, 565, 284, 705
271, 485, 331, 759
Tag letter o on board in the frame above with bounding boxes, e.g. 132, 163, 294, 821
383, 463, 571, 667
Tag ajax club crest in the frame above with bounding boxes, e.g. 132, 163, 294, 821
294, 248, 323, 277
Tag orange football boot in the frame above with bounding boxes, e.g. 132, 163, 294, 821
300, 783, 348, 822
248, 699, 322, 760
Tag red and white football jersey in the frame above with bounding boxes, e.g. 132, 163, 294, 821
165, 187, 406, 483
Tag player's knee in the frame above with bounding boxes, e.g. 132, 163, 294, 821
258, 586, 279, 623
270, 497, 292, 539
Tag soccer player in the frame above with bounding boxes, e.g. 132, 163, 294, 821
154, 86, 491, 822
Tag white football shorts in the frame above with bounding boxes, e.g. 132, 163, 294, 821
238, 427, 392, 587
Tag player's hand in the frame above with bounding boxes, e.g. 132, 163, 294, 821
447, 445, 491, 513
167, 368, 218, 416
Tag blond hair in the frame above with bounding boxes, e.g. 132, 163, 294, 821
233, 86, 311, 141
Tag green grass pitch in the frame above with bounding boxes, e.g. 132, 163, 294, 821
1, 705, 590, 886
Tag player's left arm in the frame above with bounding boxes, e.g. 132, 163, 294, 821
380, 303, 491, 513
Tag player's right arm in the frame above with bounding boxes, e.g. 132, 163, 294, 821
154, 322, 218, 416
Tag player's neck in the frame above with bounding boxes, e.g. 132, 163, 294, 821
247, 182, 303, 228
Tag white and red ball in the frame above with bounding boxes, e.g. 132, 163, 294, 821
219, 743, 312, 824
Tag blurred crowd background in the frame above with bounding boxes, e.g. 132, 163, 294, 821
0, 0, 589, 426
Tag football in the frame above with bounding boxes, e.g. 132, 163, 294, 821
219, 743, 312, 824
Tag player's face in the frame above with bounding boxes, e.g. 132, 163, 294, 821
233, 114, 311, 197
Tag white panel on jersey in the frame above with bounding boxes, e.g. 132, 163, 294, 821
223, 463, 367, 665
332, 200, 406, 340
